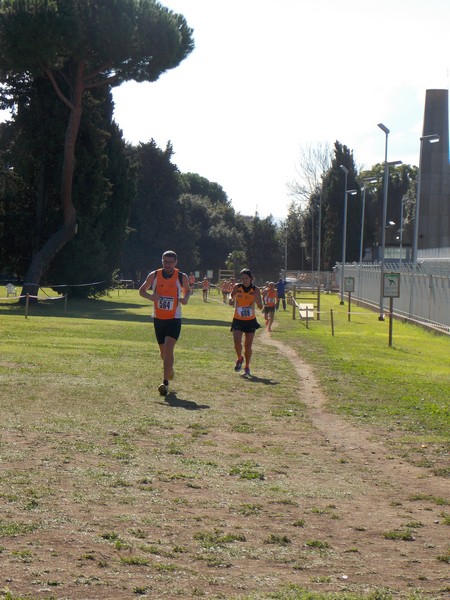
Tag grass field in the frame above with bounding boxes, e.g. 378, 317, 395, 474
0, 288, 449, 599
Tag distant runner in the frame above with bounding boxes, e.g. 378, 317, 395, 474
230, 268, 263, 377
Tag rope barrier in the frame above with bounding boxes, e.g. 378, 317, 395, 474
22, 280, 108, 288
0, 293, 65, 301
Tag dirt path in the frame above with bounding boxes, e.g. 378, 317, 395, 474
260, 327, 450, 596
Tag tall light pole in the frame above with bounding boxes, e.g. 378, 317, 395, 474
339, 164, 357, 305
311, 203, 315, 278
317, 191, 322, 285
412, 133, 440, 264
398, 195, 407, 267
377, 123, 390, 320
358, 177, 378, 297
339, 165, 348, 305
284, 223, 288, 274
359, 178, 378, 267
377, 122, 402, 320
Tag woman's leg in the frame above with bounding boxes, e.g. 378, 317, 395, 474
243, 332, 255, 368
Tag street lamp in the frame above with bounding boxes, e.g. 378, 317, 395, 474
377, 122, 403, 320
397, 195, 407, 267
284, 223, 288, 274
412, 133, 440, 264
359, 178, 378, 267
317, 191, 322, 285
358, 177, 378, 298
339, 164, 357, 305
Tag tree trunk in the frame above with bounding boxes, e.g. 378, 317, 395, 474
19, 64, 84, 304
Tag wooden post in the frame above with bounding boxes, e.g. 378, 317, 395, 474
330, 308, 335, 336
388, 297, 394, 347
64, 293, 68, 312
317, 285, 321, 321
305, 306, 309, 329
348, 292, 351, 322
25, 293, 30, 319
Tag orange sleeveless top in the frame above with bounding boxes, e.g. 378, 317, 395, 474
153, 268, 181, 320
233, 284, 257, 321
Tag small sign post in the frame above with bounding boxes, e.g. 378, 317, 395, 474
383, 273, 400, 347
344, 276, 355, 322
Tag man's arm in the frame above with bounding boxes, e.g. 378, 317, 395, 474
179, 273, 191, 305
139, 271, 157, 302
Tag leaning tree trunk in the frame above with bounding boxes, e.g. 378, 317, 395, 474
19, 220, 77, 303
19, 64, 84, 304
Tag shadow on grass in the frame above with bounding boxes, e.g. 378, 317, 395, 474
161, 392, 210, 410
242, 374, 280, 386
1, 299, 231, 327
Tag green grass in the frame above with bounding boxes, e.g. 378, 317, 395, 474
0, 288, 449, 598
281, 293, 450, 440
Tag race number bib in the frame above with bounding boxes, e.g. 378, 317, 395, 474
158, 296, 175, 311
237, 305, 254, 318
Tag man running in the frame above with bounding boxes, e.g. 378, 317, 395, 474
139, 250, 190, 396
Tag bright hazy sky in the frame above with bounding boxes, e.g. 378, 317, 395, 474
111, 0, 450, 220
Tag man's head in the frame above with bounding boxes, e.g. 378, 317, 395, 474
162, 250, 178, 273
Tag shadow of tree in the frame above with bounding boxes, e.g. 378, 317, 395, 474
1, 298, 231, 327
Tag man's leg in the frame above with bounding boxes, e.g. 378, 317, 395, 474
159, 336, 177, 383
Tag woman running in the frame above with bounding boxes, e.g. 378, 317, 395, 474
229, 268, 263, 376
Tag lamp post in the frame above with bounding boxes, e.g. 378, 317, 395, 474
377, 122, 402, 320
339, 164, 357, 305
318, 191, 322, 285
284, 223, 288, 274
377, 123, 390, 320
398, 196, 407, 267
359, 178, 378, 267
412, 133, 440, 264
358, 177, 378, 297
339, 165, 348, 305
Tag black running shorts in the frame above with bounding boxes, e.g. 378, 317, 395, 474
230, 318, 261, 333
153, 318, 182, 345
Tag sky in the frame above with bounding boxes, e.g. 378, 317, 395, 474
112, 0, 450, 220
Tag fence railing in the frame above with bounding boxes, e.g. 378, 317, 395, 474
335, 263, 450, 330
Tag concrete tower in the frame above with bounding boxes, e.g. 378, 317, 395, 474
419, 89, 450, 254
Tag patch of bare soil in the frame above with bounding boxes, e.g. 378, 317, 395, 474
0, 326, 449, 599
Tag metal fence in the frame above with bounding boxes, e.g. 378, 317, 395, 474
282, 265, 450, 330
336, 263, 450, 330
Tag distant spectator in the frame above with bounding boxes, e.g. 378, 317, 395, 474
276, 278, 286, 311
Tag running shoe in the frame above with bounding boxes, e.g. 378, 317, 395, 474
234, 356, 244, 372
158, 383, 168, 396
244, 367, 251, 376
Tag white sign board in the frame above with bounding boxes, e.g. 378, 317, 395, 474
383, 273, 400, 298
344, 276, 355, 293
